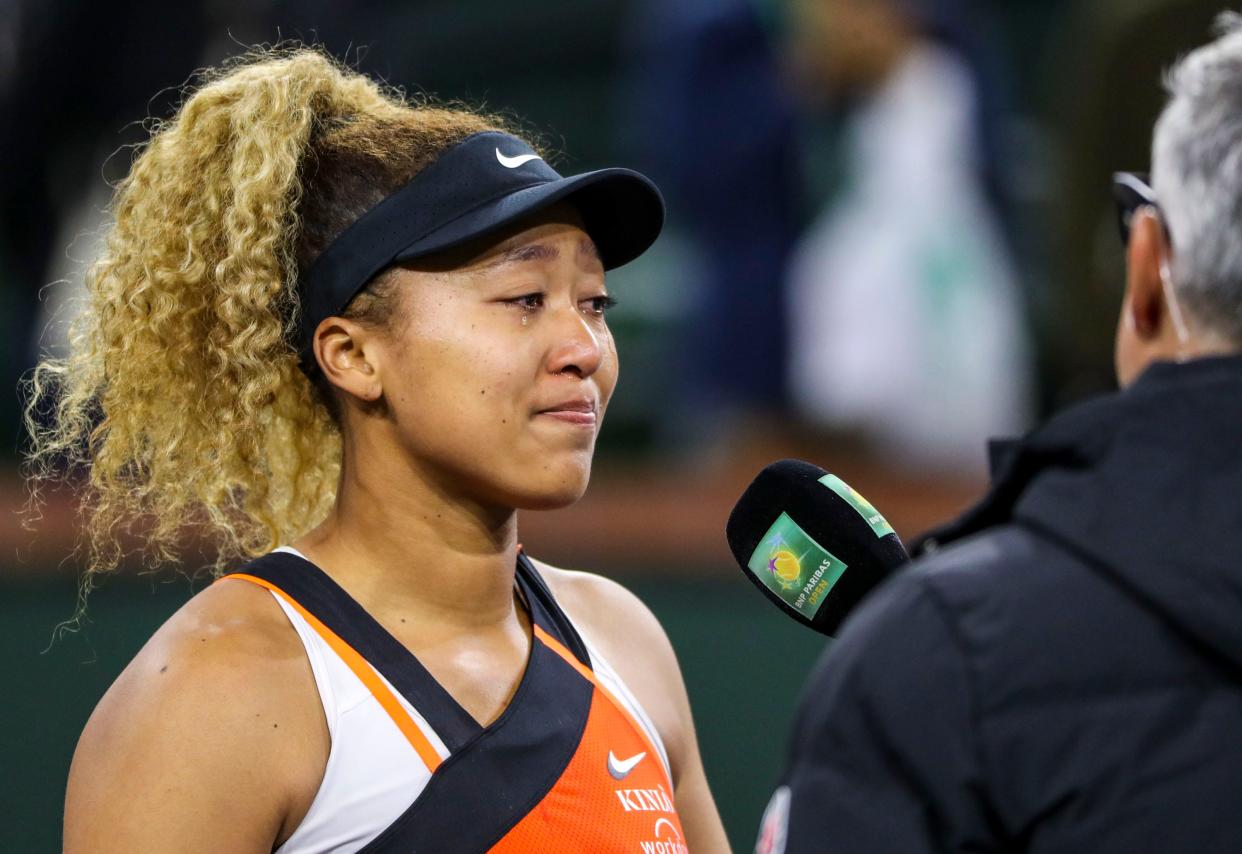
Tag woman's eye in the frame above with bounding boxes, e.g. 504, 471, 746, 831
507, 293, 544, 310
583, 295, 618, 316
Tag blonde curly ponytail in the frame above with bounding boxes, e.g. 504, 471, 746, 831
24, 46, 523, 586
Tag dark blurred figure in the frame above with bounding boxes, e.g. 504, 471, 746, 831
1040, 0, 1223, 405
759, 14, 1242, 852
783, 0, 1033, 473
0, 0, 211, 457
0, 0, 422, 459
621, 0, 801, 455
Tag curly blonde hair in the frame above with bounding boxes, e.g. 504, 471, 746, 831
24, 46, 526, 587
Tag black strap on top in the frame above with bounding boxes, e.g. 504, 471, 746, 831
228, 551, 483, 751
513, 550, 592, 669
361, 554, 598, 853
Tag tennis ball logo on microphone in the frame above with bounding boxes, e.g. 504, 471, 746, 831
767, 549, 803, 589
747, 512, 849, 617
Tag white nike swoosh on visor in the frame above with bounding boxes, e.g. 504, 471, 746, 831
607, 750, 647, 780
496, 148, 542, 169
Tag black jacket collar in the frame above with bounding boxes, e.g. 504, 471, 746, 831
917, 354, 1242, 669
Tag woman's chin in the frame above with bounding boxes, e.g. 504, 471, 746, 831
507, 466, 593, 511
515, 483, 590, 512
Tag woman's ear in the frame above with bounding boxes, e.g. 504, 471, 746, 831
312, 317, 383, 403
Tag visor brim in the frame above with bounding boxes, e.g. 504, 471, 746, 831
392, 168, 665, 271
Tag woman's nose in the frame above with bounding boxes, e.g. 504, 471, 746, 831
544, 305, 605, 378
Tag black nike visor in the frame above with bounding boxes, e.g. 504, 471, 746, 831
297, 130, 665, 361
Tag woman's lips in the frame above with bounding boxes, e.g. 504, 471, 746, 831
537, 409, 598, 426
536, 399, 598, 426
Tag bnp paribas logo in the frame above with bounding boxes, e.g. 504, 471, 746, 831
747, 512, 849, 618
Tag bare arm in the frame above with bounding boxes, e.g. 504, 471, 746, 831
650, 640, 733, 854
63, 581, 328, 853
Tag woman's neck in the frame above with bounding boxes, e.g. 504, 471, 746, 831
293, 445, 522, 632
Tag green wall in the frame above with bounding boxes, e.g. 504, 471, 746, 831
0, 570, 826, 853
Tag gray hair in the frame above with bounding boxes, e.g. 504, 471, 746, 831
1152, 11, 1242, 345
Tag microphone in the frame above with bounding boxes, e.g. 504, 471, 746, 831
726, 459, 910, 636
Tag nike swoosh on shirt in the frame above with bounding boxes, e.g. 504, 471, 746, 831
607, 750, 647, 780
495, 148, 542, 169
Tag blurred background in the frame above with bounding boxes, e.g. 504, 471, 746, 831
0, 0, 1229, 850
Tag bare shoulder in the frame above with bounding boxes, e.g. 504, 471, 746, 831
532, 562, 687, 767
64, 577, 327, 853
534, 562, 671, 652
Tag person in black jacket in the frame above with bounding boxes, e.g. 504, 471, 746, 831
757, 12, 1242, 854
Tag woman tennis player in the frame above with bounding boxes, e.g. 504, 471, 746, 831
34, 48, 729, 852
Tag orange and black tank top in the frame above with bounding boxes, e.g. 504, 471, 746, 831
223, 550, 687, 853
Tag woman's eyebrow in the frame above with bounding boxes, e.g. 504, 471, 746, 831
495, 243, 560, 266
482, 238, 599, 269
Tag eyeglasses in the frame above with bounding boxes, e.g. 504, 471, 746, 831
1111, 171, 1165, 247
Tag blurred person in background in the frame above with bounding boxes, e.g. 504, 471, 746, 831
31, 47, 729, 852
0, 0, 212, 457
759, 14, 1242, 852
784, 0, 1033, 473
621, 0, 802, 458
2, 0, 372, 456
